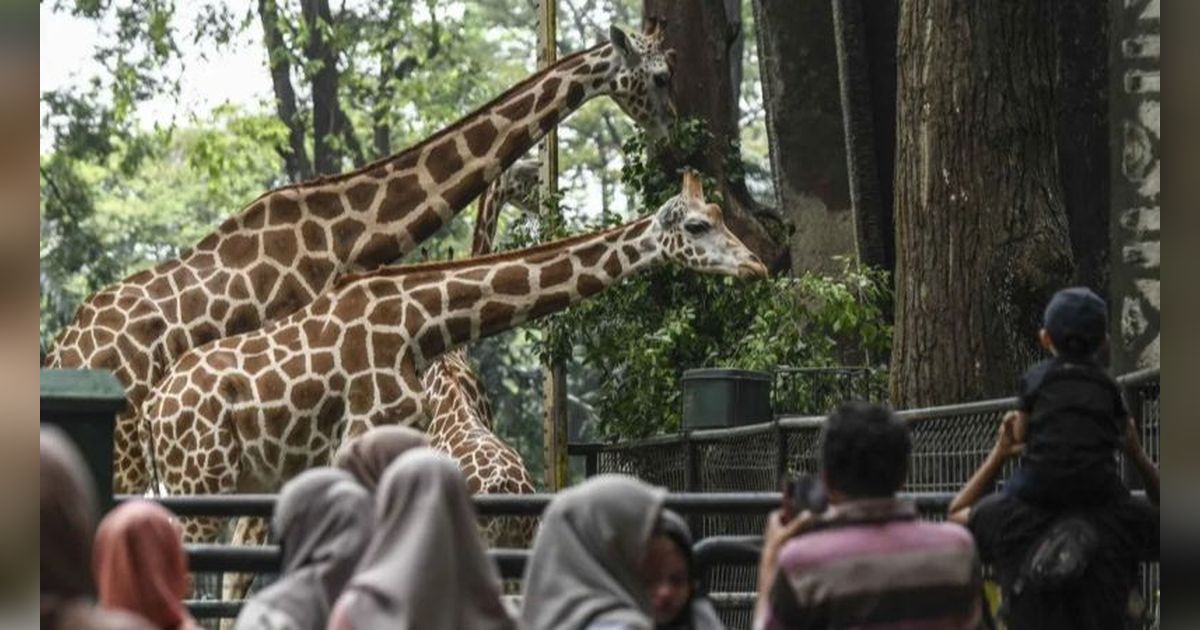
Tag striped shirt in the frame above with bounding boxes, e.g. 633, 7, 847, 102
757, 499, 980, 630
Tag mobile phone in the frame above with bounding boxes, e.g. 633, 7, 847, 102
781, 475, 827, 524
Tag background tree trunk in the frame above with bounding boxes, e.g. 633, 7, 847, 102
643, 0, 788, 271
258, 0, 312, 182
890, 0, 1074, 408
751, 0, 856, 276
1055, 1, 1110, 293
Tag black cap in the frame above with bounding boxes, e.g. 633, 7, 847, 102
1043, 287, 1107, 358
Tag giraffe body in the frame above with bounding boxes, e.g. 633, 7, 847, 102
45, 24, 678, 494
143, 171, 765, 547
425, 160, 541, 547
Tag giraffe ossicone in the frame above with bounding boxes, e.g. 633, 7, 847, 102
142, 170, 765, 547
44, 21, 679, 495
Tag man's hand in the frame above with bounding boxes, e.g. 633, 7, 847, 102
994, 411, 1026, 461
756, 508, 819, 621
763, 508, 818, 558
1121, 416, 1143, 458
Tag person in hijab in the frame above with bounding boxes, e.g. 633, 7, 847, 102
233, 468, 372, 630
327, 448, 515, 630
93, 500, 199, 630
648, 510, 726, 630
520, 474, 668, 630
40, 427, 154, 630
332, 426, 430, 493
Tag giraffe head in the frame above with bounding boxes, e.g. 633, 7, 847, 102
653, 170, 768, 280
606, 21, 677, 141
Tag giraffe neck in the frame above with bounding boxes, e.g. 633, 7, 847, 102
359, 215, 661, 368
199, 43, 621, 276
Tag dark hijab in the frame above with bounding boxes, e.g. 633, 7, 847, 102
40, 427, 153, 630
232, 468, 372, 630
656, 510, 726, 630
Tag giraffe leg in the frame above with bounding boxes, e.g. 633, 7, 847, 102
221, 516, 269, 602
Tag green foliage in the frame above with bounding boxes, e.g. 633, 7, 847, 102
40, 107, 284, 348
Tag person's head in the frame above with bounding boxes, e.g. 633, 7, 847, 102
40, 427, 99, 603
521, 474, 667, 630
820, 402, 911, 502
1040, 287, 1108, 360
642, 510, 694, 626
93, 500, 190, 629
332, 426, 430, 493
271, 468, 372, 600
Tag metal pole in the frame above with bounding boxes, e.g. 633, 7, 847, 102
537, 0, 567, 491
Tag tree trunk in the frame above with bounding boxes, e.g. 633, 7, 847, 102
643, 0, 787, 271
301, 0, 351, 175
258, 0, 311, 182
1055, 1, 1110, 293
752, 0, 856, 276
890, 0, 1074, 408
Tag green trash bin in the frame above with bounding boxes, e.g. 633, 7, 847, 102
681, 368, 772, 429
40, 369, 127, 511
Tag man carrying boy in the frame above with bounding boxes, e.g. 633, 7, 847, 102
948, 287, 1159, 629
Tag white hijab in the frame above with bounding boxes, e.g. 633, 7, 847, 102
520, 474, 667, 630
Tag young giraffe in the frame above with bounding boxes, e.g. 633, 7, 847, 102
142, 171, 765, 553
424, 158, 541, 548
44, 22, 677, 495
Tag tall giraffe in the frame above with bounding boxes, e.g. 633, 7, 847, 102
424, 158, 540, 548
44, 23, 678, 494
142, 171, 765, 547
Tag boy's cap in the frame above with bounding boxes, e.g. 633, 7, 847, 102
1043, 287, 1107, 352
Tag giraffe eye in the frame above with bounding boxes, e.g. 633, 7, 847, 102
684, 219, 712, 235
653, 73, 669, 88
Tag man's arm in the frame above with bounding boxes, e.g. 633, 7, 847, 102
1122, 416, 1159, 506
753, 510, 816, 628
948, 411, 1024, 525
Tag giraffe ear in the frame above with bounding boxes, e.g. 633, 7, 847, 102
609, 25, 640, 65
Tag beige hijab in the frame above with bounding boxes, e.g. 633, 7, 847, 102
328, 448, 514, 630
332, 426, 430, 493
520, 474, 667, 630
232, 468, 371, 630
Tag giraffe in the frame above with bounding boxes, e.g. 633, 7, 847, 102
424, 158, 541, 548
141, 170, 765, 553
43, 22, 678, 495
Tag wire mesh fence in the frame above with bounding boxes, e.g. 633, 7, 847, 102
568, 367, 1161, 630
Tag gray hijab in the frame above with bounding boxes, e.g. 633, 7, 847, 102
333, 448, 515, 630
332, 426, 430, 493
520, 474, 668, 630
233, 468, 371, 630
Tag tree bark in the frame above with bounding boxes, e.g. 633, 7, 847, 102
890, 1, 1074, 408
643, 0, 787, 271
258, 0, 311, 182
1055, 1, 1110, 293
752, 0, 855, 276
300, 0, 351, 175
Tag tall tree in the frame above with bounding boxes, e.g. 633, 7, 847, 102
642, 0, 788, 270
890, 1, 1074, 407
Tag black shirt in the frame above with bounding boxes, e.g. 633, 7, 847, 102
969, 492, 1158, 630
1018, 357, 1129, 483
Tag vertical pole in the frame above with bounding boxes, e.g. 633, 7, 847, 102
538, 0, 568, 491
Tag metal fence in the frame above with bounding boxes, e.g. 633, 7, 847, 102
567, 367, 1161, 629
